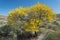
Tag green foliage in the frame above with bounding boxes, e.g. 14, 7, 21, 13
43, 31, 60, 40
0, 25, 17, 40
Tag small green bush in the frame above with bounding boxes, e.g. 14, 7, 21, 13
0, 25, 17, 40
43, 31, 60, 40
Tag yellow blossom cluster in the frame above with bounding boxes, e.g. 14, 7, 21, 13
23, 19, 43, 33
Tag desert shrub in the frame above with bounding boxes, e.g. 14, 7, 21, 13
0, 25, 11, 36
43, 31, 60, 40
7, 3, 55, 33
0, 25, 18, 40
0, 3, 56, 40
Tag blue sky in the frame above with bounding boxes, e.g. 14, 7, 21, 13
0, 0, 60, 16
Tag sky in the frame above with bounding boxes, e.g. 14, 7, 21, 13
0, 0, 60, 16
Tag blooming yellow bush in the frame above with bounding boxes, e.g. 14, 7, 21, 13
7, 3, 55, 33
